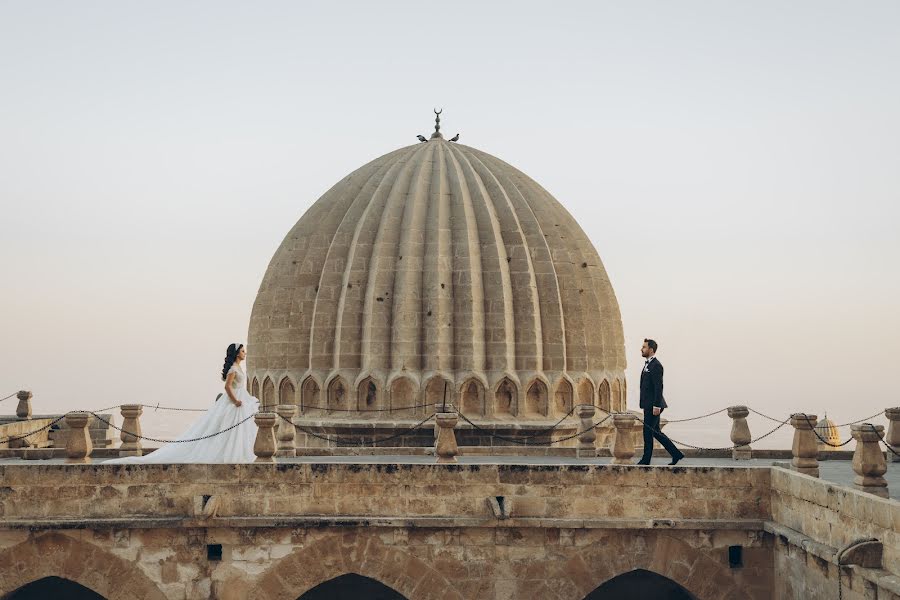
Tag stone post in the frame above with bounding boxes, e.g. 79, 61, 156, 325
576, 404, 597, 458
118, 404, 144, 457
435, 403, 459, 464
275, 404, 297, 458
790, 413, 819, 477
728, 406, 752, 460
65, 412, 93, 464
15, 391, 33, 419
884, 408, 900, 463
851, 424, 888, 498
253, 412, 277, 463
611, 413, 637, 465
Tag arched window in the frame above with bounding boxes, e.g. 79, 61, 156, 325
425, 376, 453, 414
525, 380, 548, 417
611, 379, 622, 412
251, 377, 260, 398
553, 379, 574, 417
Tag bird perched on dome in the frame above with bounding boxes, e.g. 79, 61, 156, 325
450, 133, 460, 142
417, 135, 428, 142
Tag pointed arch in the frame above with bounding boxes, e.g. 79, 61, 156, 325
356, 376, 383, 415
458, 377, 486, 417
423, 374, 453, 414
251, 376, 260, 398
524, 378, 549, 417
598, 379, 611, 412
493, 377, 518, 417
279, 377, 296, 407
300, 375, 322, 415
576, 377, 595, 407
327, 376, 349, 413
0, 533, 167, 600
553, 378, 574, 417
262, 376, 276, 410
611, 379, 623, 412
249, 533, 460, 600
4, 577, 106, 600
389, 375, 419, 418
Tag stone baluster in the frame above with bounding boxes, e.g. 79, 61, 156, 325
435, 403, 459, 464
65, 412, 93, 464
253, 412, 277, 463
728, 406, 752, 460
884, 408, 900, 463
16, 391, 33, 419
118, 404, 144, 457
851, 424, 888, 498
576, 404, 597, 458
275, 404, 297, 458
611, 413, 637, 465
790, 413, 819, 477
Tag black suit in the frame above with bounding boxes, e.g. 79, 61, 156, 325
639, 357, 681, 462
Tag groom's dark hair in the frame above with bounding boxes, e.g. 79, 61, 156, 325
644, 338, 658, 352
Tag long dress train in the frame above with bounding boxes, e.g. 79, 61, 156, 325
105, 366, 260, 464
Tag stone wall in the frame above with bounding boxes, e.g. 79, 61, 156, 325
770, 466, 900, 600
0, 418, 53, 449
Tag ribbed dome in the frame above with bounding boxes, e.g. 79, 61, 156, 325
816, 415, 841, 450
247, 137, 626, 420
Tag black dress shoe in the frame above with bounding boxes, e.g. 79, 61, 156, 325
636, 459, 650, 466
668, 452, 684, 466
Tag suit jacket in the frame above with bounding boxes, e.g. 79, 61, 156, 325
639, 357, 667, 410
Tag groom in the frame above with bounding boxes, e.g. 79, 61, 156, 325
637, 338, 684, 466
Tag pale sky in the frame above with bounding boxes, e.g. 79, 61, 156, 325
1, 1, 898, 448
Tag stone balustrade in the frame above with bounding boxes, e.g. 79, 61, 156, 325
885, 407, 900, 463
275, 404, 297, 458
728, 405, 751, 460
851, 423, 888, 498
789, 413, 818, 477
16, 391, 32, 419
611, 413, 636, 464
253, 412, 277, 463
576, 404, 597, 458
64, 412, 93, 464
118, 404, 144, 457
435, 404, 459, 464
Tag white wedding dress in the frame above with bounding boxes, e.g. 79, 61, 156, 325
106, 366, 260, 464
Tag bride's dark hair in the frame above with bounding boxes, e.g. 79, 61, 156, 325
221, 343, 244, 381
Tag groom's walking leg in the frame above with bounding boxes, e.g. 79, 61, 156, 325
640, 409, 656, 462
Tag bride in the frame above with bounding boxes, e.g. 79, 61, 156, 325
106, 344, 260, 464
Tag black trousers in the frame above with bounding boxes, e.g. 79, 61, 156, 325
641, 408, 681, 461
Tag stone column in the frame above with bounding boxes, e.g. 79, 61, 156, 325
65, 412, 93, 464
790, 413, 819, 477
435, 404, 459, 464
851, 424, 888, 498
611, 413, 637, 465
728, 406, 752, 460
576, 404, 597, 458
253, 412, 277, 463
884, 408, 900, 463
275, 404, 297, 458
15, 391, 33, 419
118, 404, 144, 457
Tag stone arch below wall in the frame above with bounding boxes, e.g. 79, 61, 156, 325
583, 569, 697, 600
576, 378, 594, 407
356, 376, 382, 416
611, 379, 622, 412
247, 533, 463, 600
389, 376, 418, 418
327, 377, 349, 413
297, 573, 407, 600
0, 533, 167, 600
251, 377, 260, 398
493, 377, 517, 417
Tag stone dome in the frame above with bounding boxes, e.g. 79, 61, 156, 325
247, 132, 626, 421
816, 414, 841, 451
